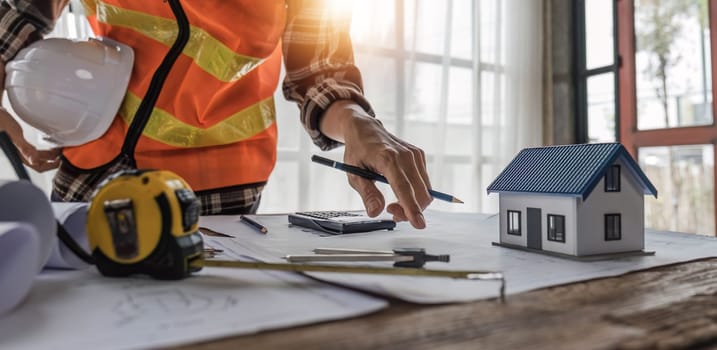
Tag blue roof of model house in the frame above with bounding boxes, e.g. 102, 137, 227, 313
487, 143, 657, 199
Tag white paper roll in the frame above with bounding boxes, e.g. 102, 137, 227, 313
46, 202, 90, 269
0, 180, 56, 272
0, 222, 41, 315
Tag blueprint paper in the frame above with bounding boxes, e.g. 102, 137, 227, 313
0, 180, 56, 271
45, 202, 91, 269
200, 211, 717, 303
0, 222, 41, 315
0, 180, 61, 317
0, 267, 386, 350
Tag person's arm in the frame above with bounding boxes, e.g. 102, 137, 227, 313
282, 0, 432, 229
0, 0, 68, 172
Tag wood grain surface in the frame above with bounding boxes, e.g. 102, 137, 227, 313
175, 258, 717, 350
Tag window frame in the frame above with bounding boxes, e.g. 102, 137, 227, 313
547, 214, 566, 243
604, 164, 621, 192
605, 213, 622, 241
507, 210, 522, 236
574, 0, 621, 143
616, 0, 717, 236
268, 0, 497, 212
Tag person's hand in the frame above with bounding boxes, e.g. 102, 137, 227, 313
322, 101, 432, 229
0, 107, 61, 172
15, 137, 61, 172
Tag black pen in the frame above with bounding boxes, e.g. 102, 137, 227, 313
240, 215, 268, 234
311, 155, 464, 204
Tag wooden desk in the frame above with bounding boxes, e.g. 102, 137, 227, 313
179, 258, 717, 350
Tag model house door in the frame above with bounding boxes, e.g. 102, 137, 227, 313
527, 207, 542, 250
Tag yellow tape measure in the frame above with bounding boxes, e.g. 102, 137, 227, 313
86, 169, 203, 279
86, 170, 505, 300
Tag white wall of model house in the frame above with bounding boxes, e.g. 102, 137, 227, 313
576, 158, 645, 255
499, 194, 578, 255
498, 158, 646, 257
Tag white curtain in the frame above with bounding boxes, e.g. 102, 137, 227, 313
0, 0, 545, 216
264, 0, 544, 215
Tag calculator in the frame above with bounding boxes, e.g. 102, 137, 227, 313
288, 211, 396, 234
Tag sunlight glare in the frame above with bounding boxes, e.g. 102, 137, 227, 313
326, 0, 374, 42
326, 0, 356, 19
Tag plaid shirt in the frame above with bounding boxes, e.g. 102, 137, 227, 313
0, 0, 374, 215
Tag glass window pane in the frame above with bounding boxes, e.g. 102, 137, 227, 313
482, 164, 500, 213
447, 66, 473, 125
307, 159, 365, 211
480, 0, 505, 64
405, 62, 441, 122
404, 122, 437, 154
274, 66, 301, 151
557, 216, 564, 234
635, 0, 712, 129
585, 0, 614, 69
404, 65, 475, 157
430, 163, 477, 212
450, 0, 473, 60
481, 70, 497, 126
480, 71, 506, 124
587, 73, 616, 142
351, 0, 396, 48
639, 145, 715, 236
445, 124, 472, 156
260, 161, 300, 213
357, 55, 397, 121
405, 0, 447, 56
480, 70, 505, 160
275, 99, 301, 151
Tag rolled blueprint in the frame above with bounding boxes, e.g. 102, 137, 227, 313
0, 180, 55, 272
0, 222, 41, 315
46, 202, 90, 269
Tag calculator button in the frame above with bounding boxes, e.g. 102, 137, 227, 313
296, 211, 359, 219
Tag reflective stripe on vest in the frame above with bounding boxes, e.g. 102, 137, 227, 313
119, 92, 276, 148
65, 0, 284, 190
87, 1, 265, 82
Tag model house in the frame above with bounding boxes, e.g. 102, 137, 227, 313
487, 143, 658, 258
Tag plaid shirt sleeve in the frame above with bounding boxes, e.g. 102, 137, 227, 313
0, 0, 67, 63
282, 0, 375, 151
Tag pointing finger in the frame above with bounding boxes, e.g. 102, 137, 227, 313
346, 172, 385, 217
375, 149, 425, 229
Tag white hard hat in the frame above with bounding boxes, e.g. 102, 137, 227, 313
5, 37, 134, 146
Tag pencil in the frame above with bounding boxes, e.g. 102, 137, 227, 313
311, 155, 464, 204
240, 215, 268, 234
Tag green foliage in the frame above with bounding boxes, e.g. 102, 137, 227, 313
635, 0, 703, 117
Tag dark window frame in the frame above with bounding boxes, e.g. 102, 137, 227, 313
605, 213, 622, 241
507, 210, 521, 236
605, 164, 621, 192
574, 0, 621, 143
547, 214, 566, 243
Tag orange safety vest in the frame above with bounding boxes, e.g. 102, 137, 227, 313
65, 0, 285, 191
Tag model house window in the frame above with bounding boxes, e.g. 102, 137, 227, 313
507, 210, 521, 236
547, 214, 565, 243
605, 214, 622, 241
605, 165, 621, 192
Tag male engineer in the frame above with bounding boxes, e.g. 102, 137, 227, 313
0, 0, 433, 228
